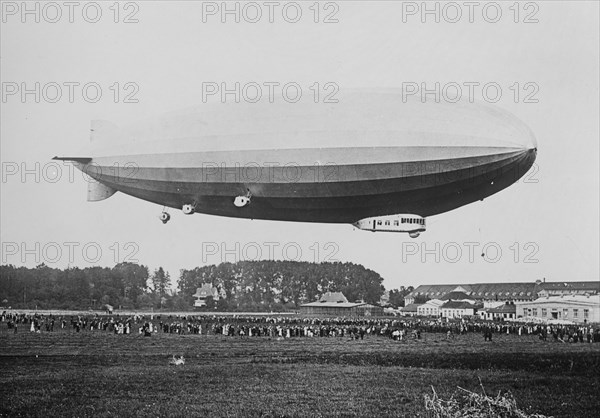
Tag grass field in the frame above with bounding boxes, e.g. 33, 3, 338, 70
1, 328, 599, 417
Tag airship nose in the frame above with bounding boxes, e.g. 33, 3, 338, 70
524, 131, 538, 152
517, 116, 538, 152
528, 146, 537, 164
520, 139, 537, 177
521, 127, 537, 165
483, 102, 537, 152
519, 126, 537, 158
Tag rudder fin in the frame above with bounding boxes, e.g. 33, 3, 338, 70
87, 180, 117, 202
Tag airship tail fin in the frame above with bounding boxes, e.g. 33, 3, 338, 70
52, 157, 116, 201
91, 120, 121, 142
87, 180, 117, 202
52, 156, 92, 164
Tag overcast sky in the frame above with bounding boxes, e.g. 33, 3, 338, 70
1, 1, 598, 290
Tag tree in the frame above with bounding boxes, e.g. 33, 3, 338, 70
151, 267, 170, 295
112, 263, 149, 308
388, 289, 404, 308
177, 260, 386, 311
388, 286, 415, 308
413, 294, 430, 304
204, 296, 216, 310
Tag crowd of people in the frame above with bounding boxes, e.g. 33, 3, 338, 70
2, 311, 600, 343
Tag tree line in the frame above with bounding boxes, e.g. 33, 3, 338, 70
0, 261, 414, 311
0, 263, 177, 310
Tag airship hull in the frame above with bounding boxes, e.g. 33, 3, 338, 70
81, 146, 535, 223
59, 91, 538, 224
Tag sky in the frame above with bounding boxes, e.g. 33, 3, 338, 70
1, 1, 599, 290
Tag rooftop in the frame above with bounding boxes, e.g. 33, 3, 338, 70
301, 301, 365, 308
441, 301, 476, 310
487, 303, 517, 314
440, 291, 475, 301
193, 284, 218, 298
301, 291, 363, 308
407, 281, 600, 300
519, 294, 600, 306
317, 292, 349, 303
538, 281, 600, 291
401, 303, 422, 312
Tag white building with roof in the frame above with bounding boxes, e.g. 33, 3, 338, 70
480, 302, 517, 321
300, 292, 383, 316
440, 301, 477, 319
515, 295, 600, 324
417, 299, 444, 317
405, 281, 599, 307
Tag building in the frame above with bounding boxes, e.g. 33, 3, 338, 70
193, 284, 220, 307
437, 290, 478, 318
537, 281, 600, 297
440, 301, 477, 319
417, 299, 444, 317
405, 283, 540, 305
481, 302, 517, 321
516, 295, 600, 324
300, 292, 383, 316
400, 303, 421, 317
439, 290, 476, 303
404, 281, 599, 307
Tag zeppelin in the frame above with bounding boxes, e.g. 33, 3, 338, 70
54, 90, 537, 237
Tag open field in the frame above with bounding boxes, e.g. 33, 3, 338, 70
1, 328, 599, 417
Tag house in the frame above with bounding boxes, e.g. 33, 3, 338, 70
300, 292, 383, 316
440, 301, 477, 319
193, 284, 220, 307
436, 290, 479, 319
417, 299, 444, 317
482, 301, 517, 321
400, 303, 422, 317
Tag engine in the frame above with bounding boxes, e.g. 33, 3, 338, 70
234, 195, 250, 207
182, 204, 195, 215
